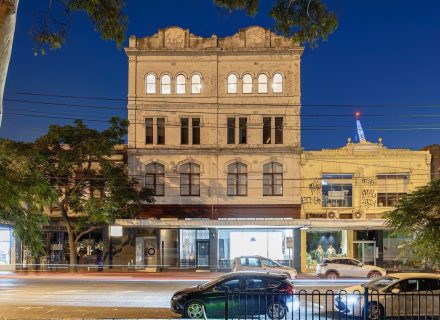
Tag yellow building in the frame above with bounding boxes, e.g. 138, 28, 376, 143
300, 138, 431, 272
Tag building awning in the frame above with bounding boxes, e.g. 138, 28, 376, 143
115, 218, 388, 230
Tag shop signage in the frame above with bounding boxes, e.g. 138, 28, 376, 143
51, 244, 63, 251
286, 237, 294, 249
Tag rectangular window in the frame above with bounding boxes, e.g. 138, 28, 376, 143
227, 118, 236, 144
181, 118, 189, 145
377, 173, 409, 207
192, 118, 200, 145
263, 117, 271, 144
322, 174, 353, 207
275, 117, 283, 144
145, 118, 153, 144
157, 118, 165, 145
239, 118, 247, 144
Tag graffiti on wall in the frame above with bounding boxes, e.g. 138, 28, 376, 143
302, 180, 322, 206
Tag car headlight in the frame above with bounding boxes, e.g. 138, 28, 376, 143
172, 294, 187, 301
346, 295, 361, 305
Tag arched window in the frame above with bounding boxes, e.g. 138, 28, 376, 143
227, 162, 247, 196
176, 75, 186, 94
161, 74, 171, 94
263, 162, 283, 196
272, 73, 283, 93
227, 74, 238, 94
180, 162, 200, 196
242, 74, 253, 94
258, 74, 268, 93
146, 74, 156, 94
191, 74, 202, 94
145, 162, 165, 196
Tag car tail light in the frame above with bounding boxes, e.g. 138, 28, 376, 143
279, 284, 295, 294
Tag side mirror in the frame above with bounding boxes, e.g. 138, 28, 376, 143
391, 288, 400, 294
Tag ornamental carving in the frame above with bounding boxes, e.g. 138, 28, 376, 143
164, 27, 186, 49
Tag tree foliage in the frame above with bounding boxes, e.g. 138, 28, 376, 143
215, 0, 338, 47
0, 139, 56, 255
385, 179, 440, 267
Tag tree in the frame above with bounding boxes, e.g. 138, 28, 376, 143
385, 179, 440, 268
29, 117, 153, 270
0, 138, 56, 255
0, 1, 338, 126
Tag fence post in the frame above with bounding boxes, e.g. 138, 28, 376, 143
363, 287, 369, 320
224, 287, 229, 319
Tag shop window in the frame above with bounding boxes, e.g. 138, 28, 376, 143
227, 162, 247, 196
180, 162, 200, 196
242, 73, 253, 93
306, 230, 348, 270
263, 162, 283, 196
322, 174, 353, 207
145, 74, 156, 94
227, 74, 238, 94
176, 74, 186, 94
377, 173, 409, 207
0, 228, 11, 265
258, 74, 268, 93
145, 162, 165, 196
272, 73, 283, 93
191, 74, 202, 94
161, 74, 171, 94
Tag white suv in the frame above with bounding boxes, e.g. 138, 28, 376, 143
232, 256, 297, 279
316, 257, 386, 279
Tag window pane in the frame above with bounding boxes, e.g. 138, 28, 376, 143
191, 74, 201, 94
227, 74, 237, 94
227, 184, 236, 196
156, 163, 164, 174
181, 163, 190, 174
274, 184, 283, 195
145, 118, 153, 144
263, 185, 272, 196
275, 117, 283, 144
191, 185, 200, 196
258, 74, 268, 93
238, 174, 247, 184
272, 73, 283, 93
263, 117, 271, 144
181, 118, 189, 145
238, 184, 247, 196
176, 75, 186, 94
242, 74, 252, 93
191, 174, 200, 185
237, 163, 247, 173
191, 163, 200, 173
227, 118, 235, 144
273, 163, 283, 173
145, 175, 154, 187
239, 117, 247, 144
181, 185, 189, 196
146, 74, 156, 94
192, 118, 200, 145
161, 75, 171, 94
155, 184, 164, 196
228, 164, 237, 174
157, 118, 165, 145
181, 174, 190, 185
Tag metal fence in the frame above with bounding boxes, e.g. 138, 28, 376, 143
222, 288, 440, 320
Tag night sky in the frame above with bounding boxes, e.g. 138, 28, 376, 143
1, 0, 440, 150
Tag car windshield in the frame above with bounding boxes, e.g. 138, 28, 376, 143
262, 259, 281, 267
200, 274, 231, 289
363, 276, 399, 289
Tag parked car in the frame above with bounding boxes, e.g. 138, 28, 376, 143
316, 257, 386, 279
171, 271, 294, 319
335, 273, 440, 320
232, 256, 297, 279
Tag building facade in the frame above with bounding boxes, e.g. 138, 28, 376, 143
300, 138, 431, 272
421, 144, 440, 180
119, 26, 304, 271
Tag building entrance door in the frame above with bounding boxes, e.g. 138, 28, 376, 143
354, 241, 376, 265
196, 240, 209, 269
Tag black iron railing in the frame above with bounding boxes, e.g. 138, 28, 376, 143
219, 288, 440, 320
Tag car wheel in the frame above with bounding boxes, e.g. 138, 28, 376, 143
185, 301, 205, 319
364, 302, 384, 320
368, 271, 382, 279
267, 302, 287, 320
326, 271, 339, 280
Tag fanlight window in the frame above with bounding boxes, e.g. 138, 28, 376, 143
146, 74, 156, 94
272, 73, 283, 93
258, 74, 268, 93
227, 74, 238, 94
242, 74, 253, 94
176, 75, 186, 94
161, 74, 171, 94
191, 74, 202, 94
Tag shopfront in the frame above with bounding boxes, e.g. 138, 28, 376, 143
0, 225, 15, 271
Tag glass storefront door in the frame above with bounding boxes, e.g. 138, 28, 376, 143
354, 241, 376, 265
196, 240, 209, 268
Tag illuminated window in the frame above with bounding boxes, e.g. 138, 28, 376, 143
227, 162, 247, 196
180, 162, 200, 196
263, 162, 283, 196
191, 74, 202, 94
145, 162, 165, 196
242, 74, 253, 93
272, 73, 283, 93
161, 74, 171, 94
227, 74, 238, 94
258, 74, 268, 93
176, 75, 186, 94
322, 174, 353, 207
377, 173, 409, 207
146, 74, 156, 94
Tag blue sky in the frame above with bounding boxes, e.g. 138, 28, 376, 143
1, 0, 440, 150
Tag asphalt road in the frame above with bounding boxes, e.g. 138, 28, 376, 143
0, 277, 365, 319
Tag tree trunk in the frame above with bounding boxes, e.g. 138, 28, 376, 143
59, 205, 77, 272
0, 0, 19, 126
